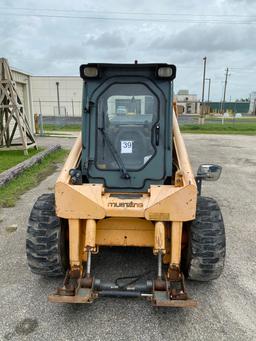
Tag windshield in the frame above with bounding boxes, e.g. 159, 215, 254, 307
96, 83, 158, 171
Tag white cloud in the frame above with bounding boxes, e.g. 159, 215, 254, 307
0, 0, 255, 99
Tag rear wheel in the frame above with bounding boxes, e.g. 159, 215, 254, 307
26, 193, 68, 277
182, 196, 226, 281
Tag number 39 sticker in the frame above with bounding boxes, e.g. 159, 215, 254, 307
121, 140, 133, 154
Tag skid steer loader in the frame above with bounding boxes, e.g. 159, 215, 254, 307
26, 63, 225, 307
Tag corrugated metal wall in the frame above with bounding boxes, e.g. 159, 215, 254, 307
209, 101, 250, 113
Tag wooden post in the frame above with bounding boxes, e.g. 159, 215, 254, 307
34, 113, 39, 134
0, 58, 37, 154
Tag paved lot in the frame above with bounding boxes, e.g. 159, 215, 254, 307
0, 134, 256, 341
36, 135, 78, 149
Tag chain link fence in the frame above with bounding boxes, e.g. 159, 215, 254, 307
33, 99, 82, 118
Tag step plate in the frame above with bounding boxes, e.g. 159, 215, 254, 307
48, 288, 94, 304
153, 290, 197, 308
153, 298, 197, 308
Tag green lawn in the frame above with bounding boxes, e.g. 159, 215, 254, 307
0, 148, 43, 173
205, 116, 256, 121
0, 148, 68, 207
180, 123, 256, 135
42, 121, 256, 136
44, 124, 81, 131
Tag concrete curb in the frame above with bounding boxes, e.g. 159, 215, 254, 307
0, 145, 61, 187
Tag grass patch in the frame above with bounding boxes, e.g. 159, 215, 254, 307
205, 116, 256, 121
0, 148, 68, 207
44, 124, 81, 131
180, 123, 256, 135
0, 148, 43, 174
44, 132, 73, 136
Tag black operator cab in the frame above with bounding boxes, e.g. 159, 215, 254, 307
79, 63, 176, 192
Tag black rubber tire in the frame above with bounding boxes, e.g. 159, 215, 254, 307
182, 196, 226, 281
26, 193, 68, 277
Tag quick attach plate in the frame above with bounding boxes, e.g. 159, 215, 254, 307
152, 290, 197, 308
48, 287, 95, 304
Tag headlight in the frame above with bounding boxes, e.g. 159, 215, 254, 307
157, 66, 173, 78
83, 66, 98, 78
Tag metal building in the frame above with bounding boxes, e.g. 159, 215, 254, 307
32, 76, 83, 117
209, 101, 250, 114
174, 90, 199, 114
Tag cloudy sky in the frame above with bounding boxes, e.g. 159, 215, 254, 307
0, 0, 255, 100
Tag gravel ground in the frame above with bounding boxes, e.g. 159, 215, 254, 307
0, 134, 255, 341
36, 135, 78, 149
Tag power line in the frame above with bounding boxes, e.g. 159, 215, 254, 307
10, 60, 256, 74
9, 56, 256, 72
0, 11, 256, 25
0, 6, 255, 19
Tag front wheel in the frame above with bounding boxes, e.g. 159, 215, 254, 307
182, 196, 226, 281
26, 193, 69, 277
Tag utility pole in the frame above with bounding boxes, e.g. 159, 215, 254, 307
220, 67, 230, 114
71, 99, 75, 117
206, 78, 211, 102
200, 56, 207, 124
39, 99, 44, 136
56, 82, 61, 116
206, 78, 211, 114
223, 67, 229, 111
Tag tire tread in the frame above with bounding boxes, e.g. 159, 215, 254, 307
26, 193, 67, 277
185, 196, 226, 281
